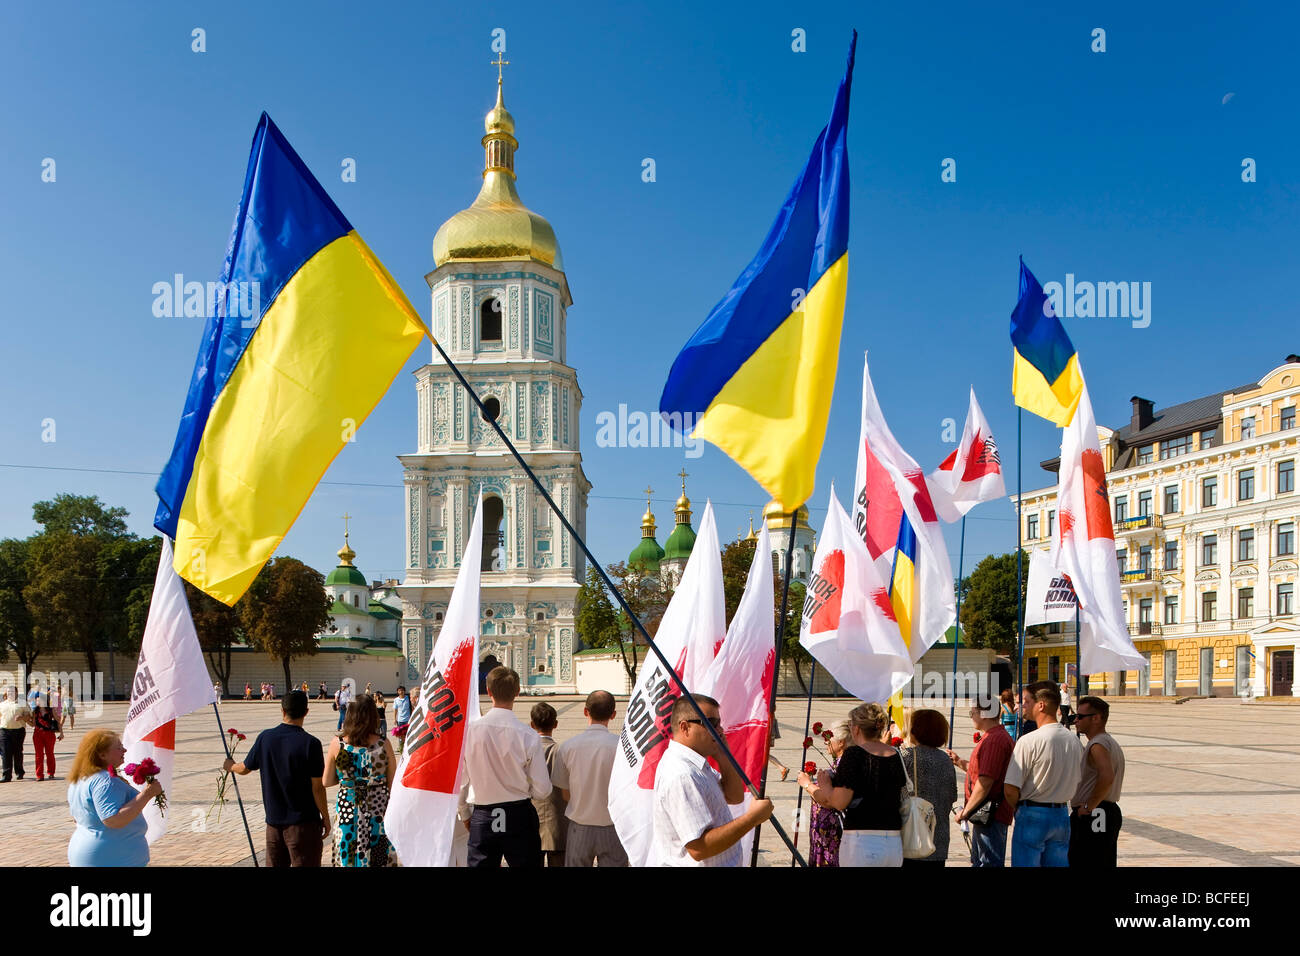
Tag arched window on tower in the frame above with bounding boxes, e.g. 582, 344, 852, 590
480, 297, 502, 343
481, 495, 505, 572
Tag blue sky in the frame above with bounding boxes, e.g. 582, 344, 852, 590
1, 0, 1296, 586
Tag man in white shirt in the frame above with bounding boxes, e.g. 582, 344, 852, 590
552, 689, 628, 867
334, 680, 354, 732
1, 687, 34, 782
651, 694, 772, 867
1004, 681, 1082, 867
459, 667, 551, 868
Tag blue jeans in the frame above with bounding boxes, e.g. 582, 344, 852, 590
1011, 805, 1070, 867
969, 820, 1007, 867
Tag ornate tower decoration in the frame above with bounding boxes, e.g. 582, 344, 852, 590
398, 60, 591, 691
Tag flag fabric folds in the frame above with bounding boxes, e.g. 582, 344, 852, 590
1024, 555, 1078, 627
699, 520, 775, 862
385, 494, 484, 867
122, 537, 218, 844
856, 355, 957, 664
1050, 383, 1147, 674
928, 387, 1006, 522
1010, 258, 1084, 427
609, 502, 725, 867
154, 112, 428, 605
659, 33, 856, 511
800, 487, 912, 704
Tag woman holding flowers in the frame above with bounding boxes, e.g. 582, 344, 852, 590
66, 730, 162, 867
324, 694, 396, 867
804, 720, 850, 867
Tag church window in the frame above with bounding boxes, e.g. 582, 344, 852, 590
481, 495, 505, 571
483, 397, 500, 421
480, 298, 502, 342
353, 594, 359, 607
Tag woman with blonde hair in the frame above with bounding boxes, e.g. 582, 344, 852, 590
66, 729, 161, 867
798, 703, 906, 867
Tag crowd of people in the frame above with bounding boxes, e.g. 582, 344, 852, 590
50, 668, 1124, 869
1, 683, 74, 783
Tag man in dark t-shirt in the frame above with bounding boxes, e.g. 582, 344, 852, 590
224, 690, 329, 866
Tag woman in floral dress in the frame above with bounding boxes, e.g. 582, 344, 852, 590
324, 694, 397, 867
807, 720, 850, 867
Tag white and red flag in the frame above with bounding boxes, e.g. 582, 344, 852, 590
122, 536, 219, 843
609, 501, 725, 867
928, 387, 1005, 523
385, 492, 484, 867
699, 520, 775, 858
1024, 555, 1078, 627
854, 355, 956, 662
800, 487, 913, 703
1050, 382, 1145, 674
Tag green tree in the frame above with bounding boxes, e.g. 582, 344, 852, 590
237, 557, 331, 690
32, 493, 128, 537
720, 538, 757, 626
782, 580, 812, 693
576, 565, 633, 683
186, 580, 243, 695
604, 561, 677, 683
959, 550, 1029, 655
721, 539, 811, 693
0, 538, 51, 670
97, 535, 161, 663
25, 531, 104, 675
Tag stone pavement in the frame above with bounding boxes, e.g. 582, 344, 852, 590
2, 697, 1296, 866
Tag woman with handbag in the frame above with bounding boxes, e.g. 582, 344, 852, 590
798, 703, 907, 867
896, 709, 957, 866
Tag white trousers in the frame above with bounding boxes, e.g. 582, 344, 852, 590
839, 829, 903, 867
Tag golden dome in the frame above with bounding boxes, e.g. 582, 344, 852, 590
432, 76, 563, 270
763, 499, 810, 528
641, 505, 657, 535
337, 532, 356, 567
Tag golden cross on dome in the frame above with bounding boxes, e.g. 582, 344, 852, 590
643, 486, 654, 503
492, 52, 510, 83
341, 512, 352, 538
677, 468, 689, 493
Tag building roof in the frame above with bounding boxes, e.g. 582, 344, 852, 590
663, 520, 696, 561
325, 564, 368, 588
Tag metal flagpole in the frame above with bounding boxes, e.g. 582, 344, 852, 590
212, 702, 258, 865
789, 659, 818, 867
750, 511, 798, 867
424, 329, 807, 865
1075, 605, 1085, 699
947, 516, 967, 748
1015, 407, 1025, 740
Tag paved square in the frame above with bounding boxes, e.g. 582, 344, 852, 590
2, 696, 1296, 866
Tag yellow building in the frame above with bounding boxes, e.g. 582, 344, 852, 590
1016, 356, 1300, 698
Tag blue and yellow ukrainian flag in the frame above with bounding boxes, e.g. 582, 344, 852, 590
659, 33, 856, 511
887, 515, 919, 733
155, 113, 428, 605
1010, 258, 1083, 427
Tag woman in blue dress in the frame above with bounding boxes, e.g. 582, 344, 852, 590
67, 729, 160, 867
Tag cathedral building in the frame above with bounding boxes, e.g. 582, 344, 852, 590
396, 69, 590, 693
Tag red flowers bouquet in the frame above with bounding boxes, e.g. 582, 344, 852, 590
890, 736, 904, 747
803, 761, 817, 775
973, 732, 982, 743
391, 723, 409, 741
122, 757, 165, 813
208, 728, 247, 824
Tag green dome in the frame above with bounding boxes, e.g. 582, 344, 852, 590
325, 564, 368, 588
629, 535, 665, 572
664, 521, 696, 561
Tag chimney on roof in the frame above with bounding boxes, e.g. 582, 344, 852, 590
1130, 396, 1155, 433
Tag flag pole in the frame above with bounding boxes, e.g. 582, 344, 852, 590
1075, 604, 1084, 701
424, 330, 807, 866
749, 510, 799, 867
947, 516, 967, 748
789, 659, 817, 867
212, 702, 258, 866
1015, 407, 1025, 740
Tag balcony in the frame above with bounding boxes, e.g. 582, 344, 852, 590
1121, 568, 1154, 585
1115, 513, 1163, 534
1134, 622, 1161, 636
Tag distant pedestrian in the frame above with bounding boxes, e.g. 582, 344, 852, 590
767, 722, 790, 782
1, 687, 33, 782
31, 694, 64, 781
552, 690, 627, 867
1004, 682, 1082, 867
529, 702, 567, 867
224, 691, 330, 867
318, 682, 328, 700
459, 667, 551, 868
62, 686, 77, 730
374, 692, 388, 739
245, 683, 252, 700
213, 681, 223, 699
391, 686, 412, 757
1059, 682, 1073, 725
999, 689, 1017, 737
1069, 696, 1125, 867
335, 682, 354, 732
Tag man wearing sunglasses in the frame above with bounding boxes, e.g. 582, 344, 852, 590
651, 694, 773, 866
1068, 696, 1125, 867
